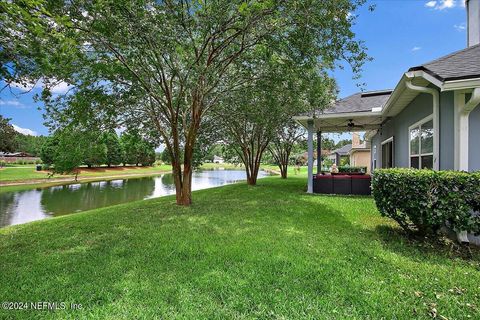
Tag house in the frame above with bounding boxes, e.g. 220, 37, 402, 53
328, 144, 352, 165
0, 152, 39, 163
349, 133, 371, 172
328, 133, 372, 172
295, 150, 330, 166
213, 155, 224, 164
295, 0, 480, 194
0, 152, 33, 157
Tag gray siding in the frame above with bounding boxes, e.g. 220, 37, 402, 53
439, 91, 455, 170
469, 104, 480, 172
371, 90, 456, 171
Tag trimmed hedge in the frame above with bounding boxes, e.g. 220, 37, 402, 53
372, 168, 480, 236
338, 166, 367, 173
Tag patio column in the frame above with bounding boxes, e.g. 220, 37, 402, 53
316, 131, 322, 174
454, 88, 480, 171
307, 120, 314, 193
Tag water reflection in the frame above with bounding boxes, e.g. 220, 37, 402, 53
0, 169, 268, 227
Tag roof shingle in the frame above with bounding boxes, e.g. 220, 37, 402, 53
409, 44, 480, 81
321, 90, 392, 114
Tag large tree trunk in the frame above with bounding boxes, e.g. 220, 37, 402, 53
271, 143, 290, 179
245, 159, 261, 185
171, 153, 194, 206
241, 135, 269, 186
169, 93, 202, 206
279, 163, 288, 179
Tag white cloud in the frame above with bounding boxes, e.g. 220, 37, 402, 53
454, 22, 466, 31
8, 80, 39, 92
50, 81, 71, 94
7, 78, 71, 94
0, 99, 28, 108
425, 0, 460, 10
438, 0, 455, 9
412, 46, 422, 52
12, 124, 38, 136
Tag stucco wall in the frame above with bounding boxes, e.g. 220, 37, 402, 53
350, 151, 371, 173
371, 90, 456, 171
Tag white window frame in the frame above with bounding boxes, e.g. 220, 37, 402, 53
381, 136, 395, 168
408, 115, 434, 169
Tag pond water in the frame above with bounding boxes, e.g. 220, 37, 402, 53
0, 169, 268, 228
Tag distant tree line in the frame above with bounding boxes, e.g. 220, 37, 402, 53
0, 115, 47, 156
40, 129, 155, 176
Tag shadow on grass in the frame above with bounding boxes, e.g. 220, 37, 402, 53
374, 224, 480, 263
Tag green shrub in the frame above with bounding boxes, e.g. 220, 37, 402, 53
372, 168, 480, 236
338, 166, 367, 173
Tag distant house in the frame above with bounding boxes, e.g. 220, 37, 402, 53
0, 152, 33, 157
296, 150, 330, 166
0, 152, 39, 163
327, 133, 371, 172
328, 144, 352, 165
213, 155, 224, 164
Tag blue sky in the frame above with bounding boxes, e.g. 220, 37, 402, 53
0, 0, 469, 138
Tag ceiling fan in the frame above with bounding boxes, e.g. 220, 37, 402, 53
347, 119, 364, 129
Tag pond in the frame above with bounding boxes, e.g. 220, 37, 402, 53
0, 169, 269, 228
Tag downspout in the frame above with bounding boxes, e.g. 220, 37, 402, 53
405, 79, 440, 170
456, 88, 480, 244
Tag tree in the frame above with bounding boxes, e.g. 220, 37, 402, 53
15, 134, 47, 156
0, 116, 17, 152
102, 131, 123, 167
50, 128, 85, 180
217, 60, 336, 185
40, 135, 59, 166
80, 130, 107, 168
269, 121, 305, 179
160, 148, 172, 165
119, 131, 155, 166
320, 137, 336, 152
120, 132, 140, 166
2, 0, 369, 205
83, 141, 107, 168
136, 140, 156, 166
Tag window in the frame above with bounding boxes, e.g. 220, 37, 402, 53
409, 117, 434, 169
381, 137, 394, 168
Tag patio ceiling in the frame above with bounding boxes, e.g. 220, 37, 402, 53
294, 111, 385, 133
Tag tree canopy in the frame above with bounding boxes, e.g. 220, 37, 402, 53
0, 115, 18, 152
1, 0, 370, 205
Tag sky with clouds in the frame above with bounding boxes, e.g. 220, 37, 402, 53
0, 0, 470, 139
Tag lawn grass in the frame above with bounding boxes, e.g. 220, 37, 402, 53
1, 176, 479, 319
0, 165, 172, 183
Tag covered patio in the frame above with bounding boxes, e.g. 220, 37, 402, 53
294, 90, 392, 194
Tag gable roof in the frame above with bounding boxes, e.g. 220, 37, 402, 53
321, 90, 392, 115
331, 144, 352, 156
408, 44, 480, 81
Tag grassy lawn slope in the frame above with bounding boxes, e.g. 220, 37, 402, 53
1, 176, 478, 319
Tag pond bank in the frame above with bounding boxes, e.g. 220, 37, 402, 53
0, 170, 171, 189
